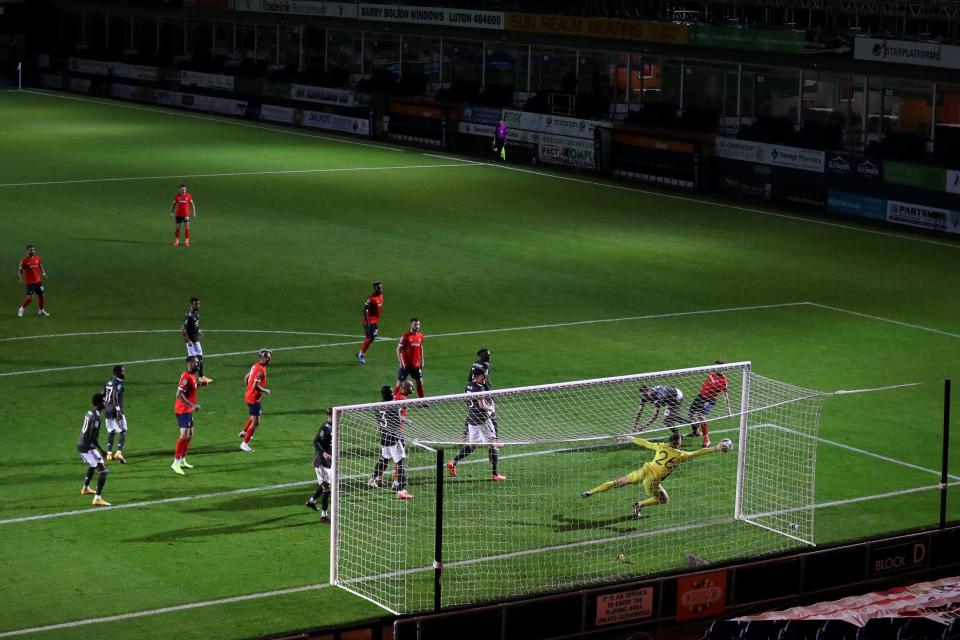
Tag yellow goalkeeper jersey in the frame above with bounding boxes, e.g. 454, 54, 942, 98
632, 437, 713, 482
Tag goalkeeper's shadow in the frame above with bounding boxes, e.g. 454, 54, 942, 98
549, 513, 639, 533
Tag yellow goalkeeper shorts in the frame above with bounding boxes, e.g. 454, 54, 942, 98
625, 466, 662, 498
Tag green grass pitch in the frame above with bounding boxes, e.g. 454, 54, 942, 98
1, 89, 958, 639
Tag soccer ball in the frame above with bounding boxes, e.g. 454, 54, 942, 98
719, 438, 734, 453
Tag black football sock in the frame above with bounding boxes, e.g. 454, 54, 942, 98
117, 432, 126, 451
321, 488, 330, 511
397, 460, 407, 491
84, 467, 95, 486
311, 484, 324, 501
107, 432, 116, 452
453, 445, 475, 463
488, 447, 499, 474
197, 357, 204, 378
96, 468, 108, 495
372, 459, 387, 479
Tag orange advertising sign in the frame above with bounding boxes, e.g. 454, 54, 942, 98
676, 571, 727, 622
506, 13, 688, 44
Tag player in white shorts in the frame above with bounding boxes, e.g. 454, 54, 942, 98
306, 408, 334, 522
446, 366, 506, 481
77, 393, 111, 506
368, 386, 413, 499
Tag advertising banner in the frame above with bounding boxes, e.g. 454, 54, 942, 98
595, 588, 654, 626
458, 121, 496, 137
301, 109, 371, 136
68, 78, 92, 93
854, 37, 944, 67
39, 73, 62, 89
947, 169, 960, 195
676, 571, 727, 622
237, 0, 358, 18
502, 109, 543, 132
886, 200, 954, 231
69, 58, 158, 81
716, 137, 824, 173
538, 133, 595, 169
827, 191, 887, 221
181, 70, 235, 91
359, 5, 504, 30
541, 114, 603, 140
738, 577, 960, 627
290, 83, 359, 106
825, 153, 882, 181
462, 103, 502, 126
260, 104, 298, 124
505, 13, 687, 44
110, 83, 248, 116
885, 161, 947, 191
690, 25, 804, 53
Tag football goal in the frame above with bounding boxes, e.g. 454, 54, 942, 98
330, 361, 826, 614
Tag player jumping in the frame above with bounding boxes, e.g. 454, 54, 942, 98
170, 184, 197, 247
239, 349, 272, 452
356, 282, 383, 364
581, 433, 729, 516
687, 361, 733, 448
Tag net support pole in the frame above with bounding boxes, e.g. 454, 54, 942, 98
734, 364, 751, 520
941, 379, 951, 529
434, 447, 445, 611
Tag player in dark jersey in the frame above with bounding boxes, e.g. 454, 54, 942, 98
369, 386, 413, 500
182, 297, 209, 379
465, 348, 501, 438
446, 366, 506, 481
356, 282, 383, 364
77, 393, 111, 506
103, 365, 127, 463
306, 407, 333, 523
632, 384, 686, 437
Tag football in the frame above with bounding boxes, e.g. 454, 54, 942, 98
719, 438, 734, 452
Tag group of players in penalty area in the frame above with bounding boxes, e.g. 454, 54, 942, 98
26, 187, 736, 518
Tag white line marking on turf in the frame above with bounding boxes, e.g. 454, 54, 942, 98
769, 424, 960, 481
486, 164, 960, 250
750, 481, 960, 519
806, 302, 960, 340
0, 582, 333, 638
0, 162, 479, 188
0, 328, 364, 342
0, 302, 805, 377
25, 89, 958, 251
0, 339, 365, 378
21, 89, 406, 153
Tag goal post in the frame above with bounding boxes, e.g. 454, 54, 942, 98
331, 361, 823, 614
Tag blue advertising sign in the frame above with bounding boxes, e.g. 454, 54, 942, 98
462, 104, 502, 126
827, 191, 886, 221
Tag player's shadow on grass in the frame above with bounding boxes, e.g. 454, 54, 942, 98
125, 513, 315, 543
74, 237, 168, 246
266, 408, 331, 417
548, 513, 639, 533
183, 487, 308, 513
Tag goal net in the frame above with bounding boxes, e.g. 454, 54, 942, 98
330, 361, 826, 614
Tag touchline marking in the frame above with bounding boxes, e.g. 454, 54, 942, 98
0, 162, 478, 188
807, 302, 960, 340
0, 328, 364, 342
769, 424, 960, 481
22, 90, 960, 250
0, 302, 805, 377
21, 89, 406, 153
0, 582, 332, 638
487, 164, 960, 250
0, 339, 365, 378
750, 481, 960, 519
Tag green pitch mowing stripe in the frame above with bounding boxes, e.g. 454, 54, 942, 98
1, 90, 957, 638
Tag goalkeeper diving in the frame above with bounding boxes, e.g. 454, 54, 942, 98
581, 432, 733, 517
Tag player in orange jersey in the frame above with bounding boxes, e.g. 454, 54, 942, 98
170, 184, 197, 247
356, 282, 383, 364
396, 318, 425, 398
687, 361, 732, 448
17, 245, 48, 317
239, 349, 272, 452
172, 356, 210, 474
